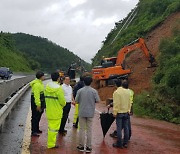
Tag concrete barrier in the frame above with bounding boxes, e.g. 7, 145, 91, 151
0, 76, 35, 104
0, 83, 30, 131
0, 75, 50, 130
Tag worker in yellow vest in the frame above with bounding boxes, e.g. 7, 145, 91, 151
45, 72, 66, 148
30, 71, 45, 137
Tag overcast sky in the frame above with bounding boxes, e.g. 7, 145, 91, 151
0, 0, 139, 63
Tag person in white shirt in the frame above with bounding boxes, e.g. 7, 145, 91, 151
59, 75, 75, 134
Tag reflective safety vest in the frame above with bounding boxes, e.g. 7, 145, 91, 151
45, 81, 66, 120
30, 79, 44, 107
129, 89, 134, 104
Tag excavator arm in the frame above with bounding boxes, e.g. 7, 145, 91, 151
116, 38, 156, 67
92, 38, 156, 88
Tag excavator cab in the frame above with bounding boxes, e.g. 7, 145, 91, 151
101, 57, 117, 68
92, 38, 157, 88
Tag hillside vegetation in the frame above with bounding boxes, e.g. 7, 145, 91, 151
12, 33, 91, 73
0, 32, 90, 73
92, 0, 180, 65
134, 29, 180, 124
92, 0, 180, 123
0, 33, 32, 71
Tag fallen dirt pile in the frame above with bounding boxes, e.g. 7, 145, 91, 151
94, 12, 180, 101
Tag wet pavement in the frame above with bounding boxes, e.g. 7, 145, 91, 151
30, 103, 125, 154
0, 91, 31, 154
0, 82, 180, 154
30, 102, 180, 154
0, 75, 26, 83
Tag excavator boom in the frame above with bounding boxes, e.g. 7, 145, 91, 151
116, 38, 155, 66
92, 38, 156, 85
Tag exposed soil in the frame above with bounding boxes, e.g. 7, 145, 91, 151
94, 12, 180, 101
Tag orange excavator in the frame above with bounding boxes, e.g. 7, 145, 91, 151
92, 38, 156, 87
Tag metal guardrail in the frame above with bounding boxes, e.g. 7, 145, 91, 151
0, 83, 30, 130
0, 75, 50, 130
0, 76, 35, 104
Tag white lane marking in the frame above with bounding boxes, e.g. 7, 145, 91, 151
21, 107, 31, 154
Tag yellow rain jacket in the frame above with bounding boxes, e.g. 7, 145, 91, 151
30, 79, 44, 107
45, 81, 66, 119
129, 89, 134, 104
45, 81, 66, 148
129, 89, 134, 112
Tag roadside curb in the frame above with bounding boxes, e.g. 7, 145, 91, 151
21, 107, 31, 154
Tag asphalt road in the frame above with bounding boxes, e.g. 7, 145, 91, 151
0, 80, 179, 154
30, 103, 180, 154
0, 90, 30, 154
0, 75, 26, 83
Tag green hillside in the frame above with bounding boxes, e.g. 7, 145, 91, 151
12, 33, 91, 73
92, 0, 180, 65
0, 32, 32, 71
134, 29, 180, 124
91, 0, 180, 123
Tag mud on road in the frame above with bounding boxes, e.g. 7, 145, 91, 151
0, 85, 179, 154
30, 102, 180, 154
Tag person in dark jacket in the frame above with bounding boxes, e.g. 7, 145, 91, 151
73, 76, 84, 128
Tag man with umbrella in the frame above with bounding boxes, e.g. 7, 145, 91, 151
112, 79, 131, 148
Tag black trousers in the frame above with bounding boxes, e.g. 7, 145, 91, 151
31, 94, 45, 133
59, 103, 71, 132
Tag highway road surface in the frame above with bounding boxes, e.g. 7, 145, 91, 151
0, 80, 179, 154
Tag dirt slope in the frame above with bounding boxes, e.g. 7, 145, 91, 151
96, 12, 180, 101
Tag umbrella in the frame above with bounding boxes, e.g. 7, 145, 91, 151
100, 109, 115, 137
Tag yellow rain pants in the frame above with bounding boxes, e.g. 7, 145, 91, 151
47, 119, 61, 148
73, 104, 79, 124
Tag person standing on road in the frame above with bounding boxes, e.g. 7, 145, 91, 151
112, 79, 131, 148
30, 71, 45, 136
121, 80, 134, 140
59, 75, 75, 134
76, 76, 100, 153
45, 72, 66, 148
109, 80, 134, 140
73, 76, 84, 128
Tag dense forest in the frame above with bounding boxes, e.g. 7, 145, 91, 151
12, 33, 91, 73
0, 32, 32, 71
92, 0, 180, 66
0, 32, 90, 73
